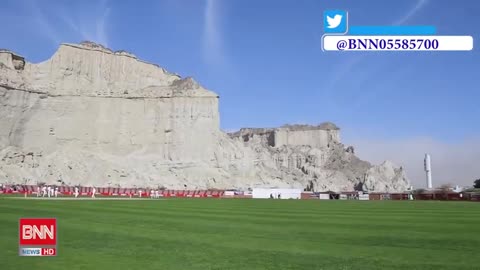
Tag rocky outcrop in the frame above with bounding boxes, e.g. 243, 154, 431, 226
363, 161, 409, 192
0, 49, 25, 71
228, 127, 409, 192
0, 42, 410, 192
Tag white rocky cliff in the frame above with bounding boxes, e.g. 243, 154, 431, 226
0, 42, 410, 192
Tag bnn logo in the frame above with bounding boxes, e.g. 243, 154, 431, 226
19, 218, 57, 246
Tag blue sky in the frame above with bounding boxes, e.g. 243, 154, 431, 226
1, 0, 479, 186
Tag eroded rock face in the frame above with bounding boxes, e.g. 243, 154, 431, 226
363, 161, 410, 192
228, 129, 409, 192
0, 42, 410, 192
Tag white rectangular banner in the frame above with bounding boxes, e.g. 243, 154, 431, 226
322, 35, 473, 51
252, 188, 302, 199
319, 194, 330, 200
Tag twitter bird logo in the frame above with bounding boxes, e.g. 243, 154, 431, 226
326, 14, 343, 29
324, 10, 348, 34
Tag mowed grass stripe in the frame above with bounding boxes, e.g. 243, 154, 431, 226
4, 199, 478, 226
3, 205, 476, 250
8, 197, 478, 217
2, 205, 474, 244
2, 200, 479, 243
2, 210, 476, 254
1, 198, 479, 270
2, 199, 479, 240
2, 212, 474, 267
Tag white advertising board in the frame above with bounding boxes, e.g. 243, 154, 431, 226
252, 188, 302, 199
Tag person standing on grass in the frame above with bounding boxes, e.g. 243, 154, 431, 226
54, 187, 59, 197
138, 189, 142, 198
155, 189, 159, 199
47, 186, 51, 198
37, 186, 41, 197
91, 187, 96, 198
42, 186, 46, 197
74, 186, 79, 198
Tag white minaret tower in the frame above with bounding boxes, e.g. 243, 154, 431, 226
424, 153, 432, 189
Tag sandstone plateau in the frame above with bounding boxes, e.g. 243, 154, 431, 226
0, 42, 410, 192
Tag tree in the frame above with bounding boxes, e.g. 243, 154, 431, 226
439, 184, 453, 191
439, 184, 453, 200
414, 188, 426, 194
474, 179, 480, 189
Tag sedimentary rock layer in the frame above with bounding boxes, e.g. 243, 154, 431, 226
0, 42, 410, 192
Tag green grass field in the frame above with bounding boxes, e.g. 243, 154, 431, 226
1, 197, 479, 270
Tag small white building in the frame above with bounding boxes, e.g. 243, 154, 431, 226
319, 193, 330, 200
252, 188, 302, 199
452, 185, 464, 193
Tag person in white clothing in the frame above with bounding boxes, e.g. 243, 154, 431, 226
42, 186, 47, 197
91, 187, 96, 198
47, 186, 51, 198
138, 189, 142, 198
155, 190, 159, 199
74, 187, 79, 198
54, 187, 59, 197
37, 186, 41, 197
150, 190, 154, 198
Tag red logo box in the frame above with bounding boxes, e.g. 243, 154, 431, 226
42, 248, 56, 256
19, 218, 57, 246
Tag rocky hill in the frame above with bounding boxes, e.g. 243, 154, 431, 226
0, 41, 410, 192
